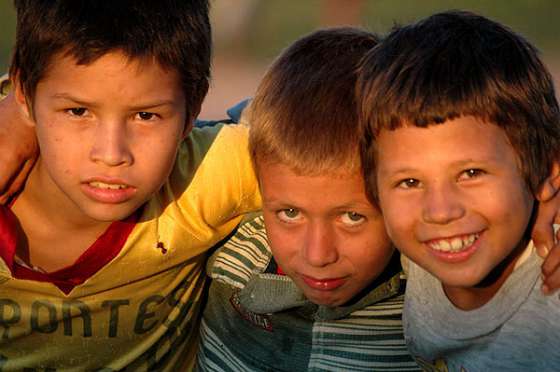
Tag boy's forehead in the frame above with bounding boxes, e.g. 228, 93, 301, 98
256, 158, 359, 181
37, 51, 184, 100
256, 160, 378, 211
375, 116, 520, 171
45, 50, 171, 77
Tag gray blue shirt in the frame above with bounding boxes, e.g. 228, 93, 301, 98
403, 244, 560, 371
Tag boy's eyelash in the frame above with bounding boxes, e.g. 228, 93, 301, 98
460, 168, 486, 179
340, 211, 366, 226
66, 107, 88, 116
137, 112, 159, 120
276, 208, 301, 223
396, 178, 420, 188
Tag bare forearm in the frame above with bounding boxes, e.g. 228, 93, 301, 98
0, 89, 38, 203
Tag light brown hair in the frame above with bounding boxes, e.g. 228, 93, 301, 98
248, 27, 379, 176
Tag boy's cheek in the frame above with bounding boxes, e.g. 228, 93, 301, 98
380, 207, 417, 256
378, 194, 406, 237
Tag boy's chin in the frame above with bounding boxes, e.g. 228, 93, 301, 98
80, 203, 141, 223
310, 297, 345, 307
304, 290, 357, 308
437, 271, 486, 289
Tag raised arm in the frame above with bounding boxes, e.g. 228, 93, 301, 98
0, 88, 38, 204
532, 191, 560, 294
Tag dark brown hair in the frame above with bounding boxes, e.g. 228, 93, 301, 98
358, 10, 560, 198
10, 0, 211, 121
248, 27, 379, 175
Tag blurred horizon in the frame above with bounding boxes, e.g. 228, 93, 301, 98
1, 0, 558, 118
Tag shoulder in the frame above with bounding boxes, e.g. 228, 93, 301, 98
206, 215, 272, 289
182, 123, 249, 160
180, 124, 251, 184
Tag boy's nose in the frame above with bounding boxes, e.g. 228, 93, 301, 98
303, 221, 339, 267
421, 182, 465, 224
90, 120, 133, 167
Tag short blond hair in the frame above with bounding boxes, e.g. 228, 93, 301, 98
248, 27, 379, 176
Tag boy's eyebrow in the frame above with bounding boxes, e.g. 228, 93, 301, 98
51, 93, 177, 109
264, 197, 372, 210
126, 101, 178, 111
51, 93, 96, 107
378, 166, 416, 177
381, 158, 498, 176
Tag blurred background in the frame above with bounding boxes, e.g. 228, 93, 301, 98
1, 0, 558, 119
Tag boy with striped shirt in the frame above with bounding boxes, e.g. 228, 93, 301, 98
197, 28, 420, 371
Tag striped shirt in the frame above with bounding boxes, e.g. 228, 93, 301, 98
197, 216, 420, 371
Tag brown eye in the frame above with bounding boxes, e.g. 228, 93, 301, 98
459, 168, 485, 181
68, 107, 87, 116
138, 112, 155, 120
398, 178, 420, 189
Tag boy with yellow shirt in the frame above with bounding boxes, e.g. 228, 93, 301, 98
0, 0, 259, 369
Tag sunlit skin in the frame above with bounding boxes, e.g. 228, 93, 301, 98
12, 51, 188, 271
258, 161, 394, 307
375, 116, 539, 309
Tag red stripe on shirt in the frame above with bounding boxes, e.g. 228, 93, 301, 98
0, 204, 139, 294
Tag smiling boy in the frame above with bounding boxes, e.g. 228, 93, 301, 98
0, 1, 259, 369
358, 11, 560, 370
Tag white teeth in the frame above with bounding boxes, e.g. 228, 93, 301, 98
429, 234, 479, 252
463, 234, 476, 247
89, 181, 127, 190
438, 240, 452, 251
451, 239, 463, 251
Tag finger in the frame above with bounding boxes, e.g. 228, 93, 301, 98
542, 268, 560, 295
542, 245, 560, 279
0, 155, 24, 204
532, 222, 554, 258
0, 146, 37, 204
3, 157, 37, 203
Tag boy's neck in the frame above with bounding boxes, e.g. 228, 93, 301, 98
442, 236, 531, 310
11, 159, 112, 272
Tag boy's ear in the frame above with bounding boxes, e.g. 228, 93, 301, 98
12, 76, 35, 126
537, 162, 560, 202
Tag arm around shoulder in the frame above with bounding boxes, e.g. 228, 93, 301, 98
0, 85, 38, 204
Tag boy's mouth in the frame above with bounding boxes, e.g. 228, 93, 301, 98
88, 181, 129, 190
427, 233, 480, 253
301, 275, 347, 291
82, 179, 137, 204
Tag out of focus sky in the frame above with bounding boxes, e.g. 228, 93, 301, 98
1, 0, 558, 118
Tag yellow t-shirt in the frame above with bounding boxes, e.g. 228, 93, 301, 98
0, 124, 260, 370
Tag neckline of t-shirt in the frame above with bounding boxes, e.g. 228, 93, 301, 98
406, 242, 540, 340
0, 202, 140, 295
